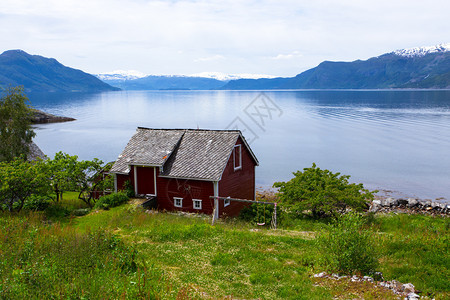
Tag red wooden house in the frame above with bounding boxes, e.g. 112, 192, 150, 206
110, 128, 258, 218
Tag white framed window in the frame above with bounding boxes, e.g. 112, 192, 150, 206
224, 197, 231, 207
193, 199, 202, 210
233, 144, 242, 171
174, 197, 183, 208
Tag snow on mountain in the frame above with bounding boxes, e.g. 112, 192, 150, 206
188, 72, 276, 81
96, 70, 147, 81
393, 43, 450, 57
96, 70, 277, 82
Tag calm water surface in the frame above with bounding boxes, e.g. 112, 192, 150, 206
29, 90, 450, 201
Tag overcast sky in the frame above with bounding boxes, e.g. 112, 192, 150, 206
1, 0, 449, 76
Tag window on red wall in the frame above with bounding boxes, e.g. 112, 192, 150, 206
233, 144, 242, 171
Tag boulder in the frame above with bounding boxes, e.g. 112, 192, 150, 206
403, 283, 415, 293
398, 198, 408, 206
431, 202, 440, 209
407, 292, 420, 300
407, 198, 419, 207
387, 197, 399, 207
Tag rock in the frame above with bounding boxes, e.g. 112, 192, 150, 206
373, 271, 384, 281
351, 275, 359, 282
369, 201, 381, 212
398, 198, 408, 206
314, 272, 327, 278
363, 275, 374, 282
32, 109, 75, 124
391, 280, 403, 291
407, 198, 419, 207
431, 202, 441, 209
388, 197, 399, 206
372, 199, 382, 206
403, 283, 415, 293
406, 292, 420, 300
381, 197, 398, 207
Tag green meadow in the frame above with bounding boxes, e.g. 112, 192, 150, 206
0, 196, 448, 299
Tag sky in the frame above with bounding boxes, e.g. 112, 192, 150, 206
1, 0, 449, 77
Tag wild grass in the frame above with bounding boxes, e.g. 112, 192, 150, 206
0, 200, 448, 299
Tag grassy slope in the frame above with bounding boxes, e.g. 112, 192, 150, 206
1, 200, 448, 299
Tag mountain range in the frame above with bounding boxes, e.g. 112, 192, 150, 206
0, 44, 448, 92
221, 44, 450, 89
0, 50, 119, 92
97, 43, 450, 90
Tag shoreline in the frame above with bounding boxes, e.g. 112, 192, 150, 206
31, 109, 76, 124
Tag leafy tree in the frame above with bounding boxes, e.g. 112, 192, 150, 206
46, 152, 80, 202
0, 86, 35, 162
273, 163, 375, 219
75, 159, 113, 208
0, 158, 49, 212
46, 152, 112, 207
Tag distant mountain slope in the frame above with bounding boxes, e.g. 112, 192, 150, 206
221, 44, 450, 89
0, 50, 119, 92
102, 75, 226, 90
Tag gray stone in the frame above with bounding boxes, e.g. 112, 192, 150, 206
391, 280, 403, 291
407, 198, 419, 207
431, 202, 441, 209
388, 197, 399, 206
372, 199, 382, 206
403, 283, 415, 293
407, 292, 420, 300
314, 272, 327, 278
398, 198, 408, 205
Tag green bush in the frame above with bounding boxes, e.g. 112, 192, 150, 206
238, 203, 278, 227
316, 212, 378, 275
274, 163, 375, 219
94, 192, 129, 210
123, 180, 135, 198
72, 208, 91, 216
22, 194, 51, 211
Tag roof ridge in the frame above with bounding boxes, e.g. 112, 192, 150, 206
137, 127, 241, 133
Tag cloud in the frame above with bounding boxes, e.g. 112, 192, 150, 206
271, 51, 303, 60
1, 0, 449, 76
194, 55, 225, 62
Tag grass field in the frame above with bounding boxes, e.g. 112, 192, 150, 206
0, 197, 448, 299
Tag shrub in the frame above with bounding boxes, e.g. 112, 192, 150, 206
123, 180, 135, 198
22, 194, 52, 211
238, 203, 277, 226
94, 192, 129, 210
72, 208, 91, 216
274, 163, 375, 219
316, 212, 378, 275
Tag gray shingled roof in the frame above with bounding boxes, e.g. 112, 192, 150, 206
110, 128, 184, 174
27, 141, 46, 161
110, 128, 258, 181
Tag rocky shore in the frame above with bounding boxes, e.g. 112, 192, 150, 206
369, 197, 449, 216
31, 109, 75, 124
313, 272, 422, 299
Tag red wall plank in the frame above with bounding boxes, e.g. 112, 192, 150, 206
218, 136, 256, 217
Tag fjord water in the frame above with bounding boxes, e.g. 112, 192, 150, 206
29, 90, 450, 201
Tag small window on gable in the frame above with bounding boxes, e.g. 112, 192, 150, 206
233, 144, 242, 171
174, 197, 183, 208
193, 199, 202, 210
